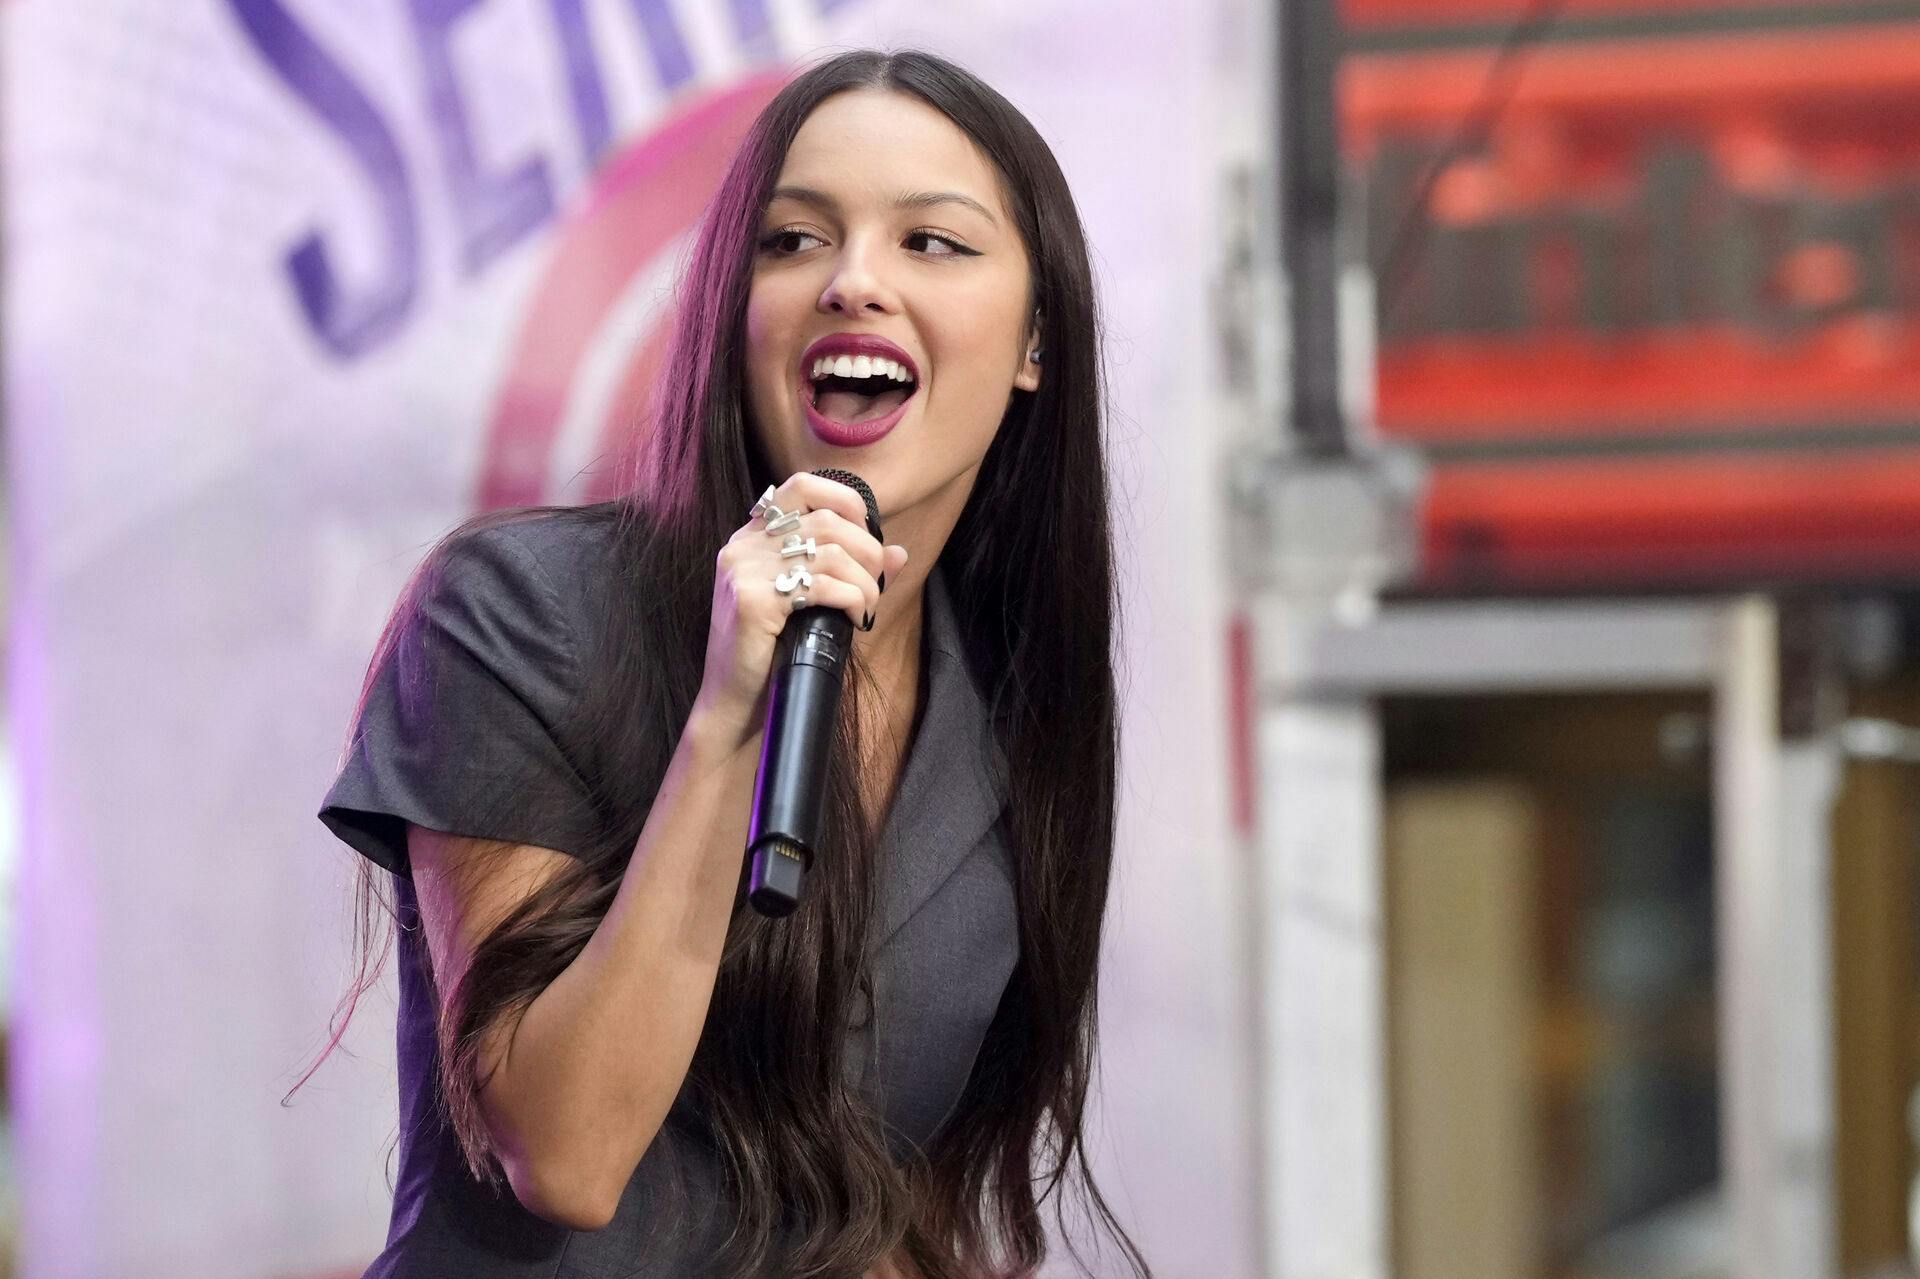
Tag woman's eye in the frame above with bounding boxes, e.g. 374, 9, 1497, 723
907, 230, 973, 257
759, 229, 822, 255
757, 228, 977, 258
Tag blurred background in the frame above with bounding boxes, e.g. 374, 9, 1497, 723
7, 0, 1920, 1276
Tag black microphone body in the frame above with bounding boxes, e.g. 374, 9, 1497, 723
744, 468, 881, 916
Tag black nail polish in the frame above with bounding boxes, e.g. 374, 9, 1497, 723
878, 571, 887, 594
862, 610, 874, 631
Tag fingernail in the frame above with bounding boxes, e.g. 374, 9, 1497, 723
878, 571, 886, 595
862, 610, 874, 631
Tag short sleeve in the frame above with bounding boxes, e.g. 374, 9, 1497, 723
318, 522, 602, 879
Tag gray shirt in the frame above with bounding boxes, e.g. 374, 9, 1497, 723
318, 512, 1018, 1277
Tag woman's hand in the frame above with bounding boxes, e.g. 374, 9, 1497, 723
691, 471, 909, 753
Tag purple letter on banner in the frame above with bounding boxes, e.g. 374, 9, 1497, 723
547, 0, 614, 168
627, 0, 696, 93
729, 0, 776, 61
227, 0, 421, 360
407, 0, 557, 276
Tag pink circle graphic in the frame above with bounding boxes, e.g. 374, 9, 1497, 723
477, 70, 787, 510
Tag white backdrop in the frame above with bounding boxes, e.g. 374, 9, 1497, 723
3, 1, 1264, 1274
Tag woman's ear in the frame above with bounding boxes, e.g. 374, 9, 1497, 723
1015, 309, 1043, 393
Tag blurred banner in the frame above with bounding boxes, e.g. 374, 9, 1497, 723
1342, 0, 1920, 593
2, 2, 1249, 1276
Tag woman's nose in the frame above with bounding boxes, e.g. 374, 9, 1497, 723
817, 237, 898, 315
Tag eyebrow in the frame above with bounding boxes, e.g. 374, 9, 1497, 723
767, 185, 999, 229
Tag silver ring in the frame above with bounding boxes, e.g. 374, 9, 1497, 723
780, 536, 818, 560
764, 509, 803, 535
774, 565, 813, 594
788, 591, 810, 610
749, 485, 778, 520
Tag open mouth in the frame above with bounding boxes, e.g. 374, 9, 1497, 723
806, 367, 919, 425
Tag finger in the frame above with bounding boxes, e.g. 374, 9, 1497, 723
770, 537, 878, 619
782, 508, 883, 584
785, 471, 872, 533
817, 541, 879, 616
768, 569, 865, 631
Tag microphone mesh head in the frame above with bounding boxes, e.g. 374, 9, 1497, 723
810, 468, 882, 542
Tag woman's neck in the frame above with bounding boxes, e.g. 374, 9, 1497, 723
851, 558, 928, 691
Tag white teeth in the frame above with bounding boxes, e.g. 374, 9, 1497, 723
809, 354, 916, 384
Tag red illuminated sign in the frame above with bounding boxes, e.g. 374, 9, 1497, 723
1342, 4, 1920, 592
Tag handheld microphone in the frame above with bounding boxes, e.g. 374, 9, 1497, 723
743, 468, 882, 917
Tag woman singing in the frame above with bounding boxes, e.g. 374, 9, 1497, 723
305, 46, 1147, 1279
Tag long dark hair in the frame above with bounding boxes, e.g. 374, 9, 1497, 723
295, 46, 1145, 1279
